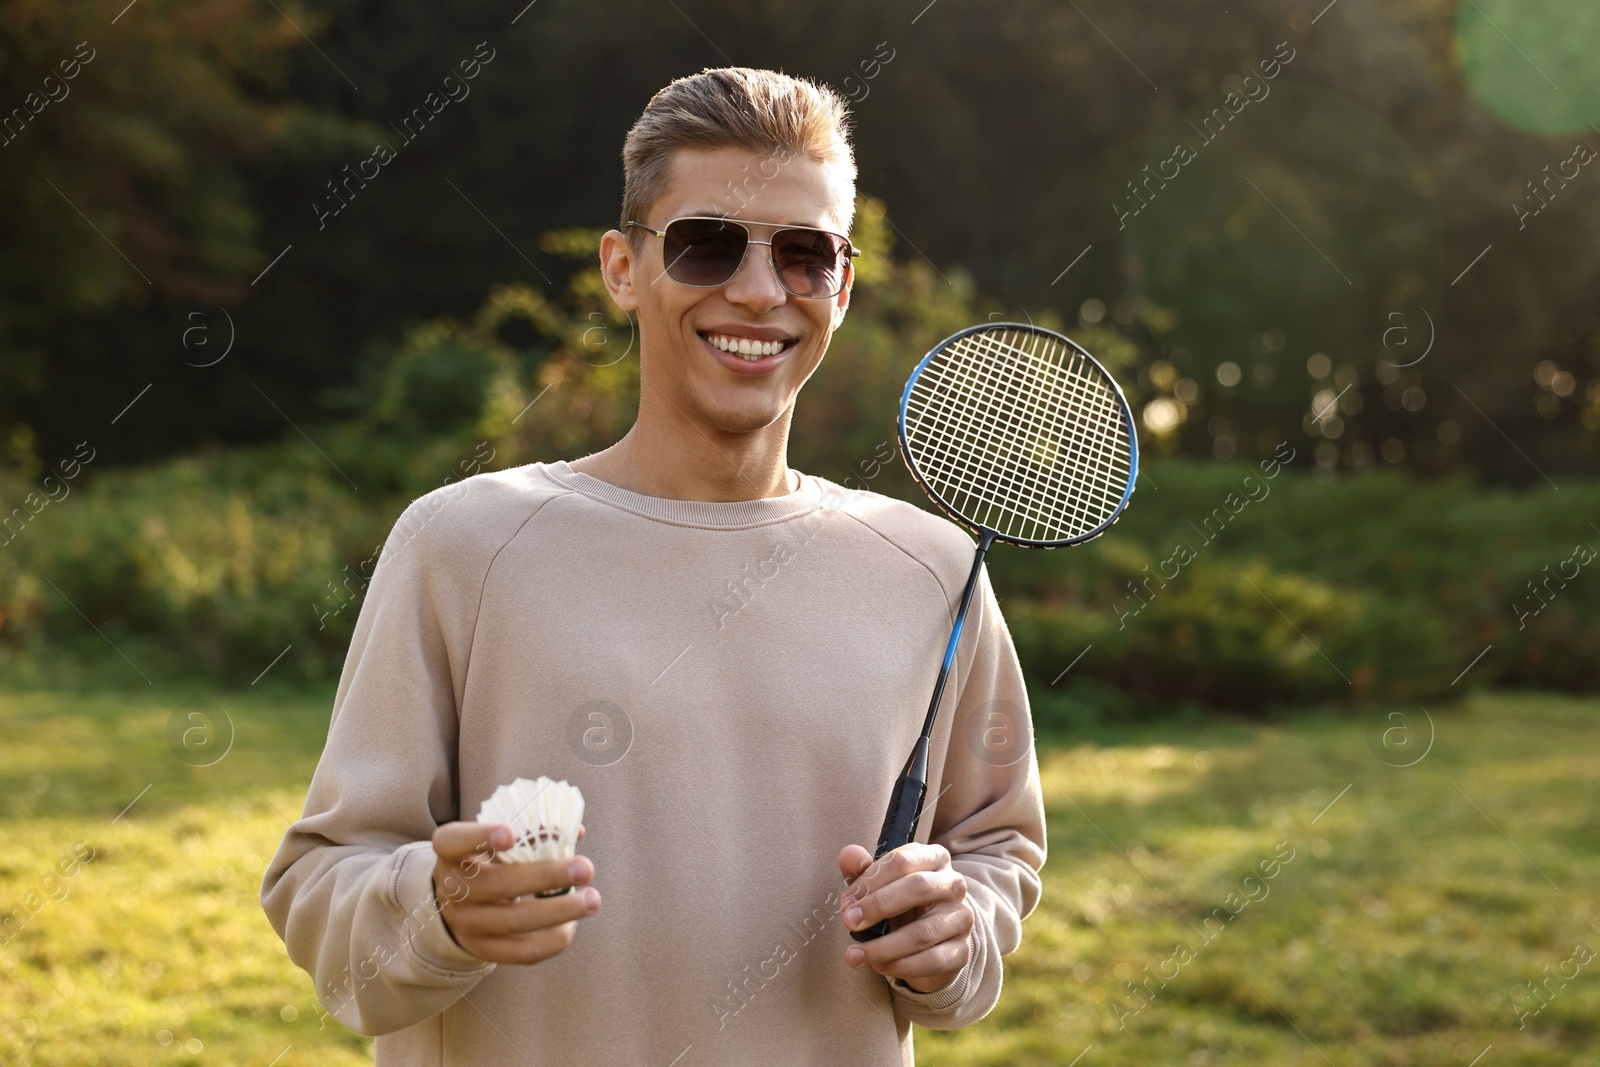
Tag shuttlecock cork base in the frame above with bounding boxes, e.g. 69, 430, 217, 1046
476, 776, 586, 898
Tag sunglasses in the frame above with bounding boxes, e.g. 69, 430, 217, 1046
625, 215, 859, 299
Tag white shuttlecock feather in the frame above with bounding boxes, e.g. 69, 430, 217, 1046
476, 776, 585, 864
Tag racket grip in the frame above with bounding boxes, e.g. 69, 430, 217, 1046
849, 774, 927, 943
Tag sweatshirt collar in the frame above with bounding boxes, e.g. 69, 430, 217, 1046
537, 460, 825, 529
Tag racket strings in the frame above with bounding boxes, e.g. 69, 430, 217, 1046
907, 369, 1124, 542
904, 327, 1132, 543
983, 339, 1130, 536
908, 357, 1063, 539
974, 330, 1128, 530
948, 352, 1123, 537
942, 332, 1079, 533
1013, 334, 1131, 530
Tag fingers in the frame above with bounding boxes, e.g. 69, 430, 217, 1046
880, 935, 973, 986
837, 841, 973, 985
433, 821, 585, 864
841, 843, 955, 926
433, 820, 508, 865
846, 868, 965, 936
445, 883, 601, 939
446, 854, 594, 903
844, 842, 949, 897
440, 877, 601, 966
433, 822, 594, 904
847, 897, 973, 970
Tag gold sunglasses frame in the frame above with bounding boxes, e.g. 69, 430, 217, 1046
624, 215, 860, 299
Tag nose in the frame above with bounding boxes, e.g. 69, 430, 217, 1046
722, 238, 788, 313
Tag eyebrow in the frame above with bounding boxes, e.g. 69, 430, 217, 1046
682, 210, 829, 229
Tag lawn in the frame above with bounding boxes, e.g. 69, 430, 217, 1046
1, 661, 1595, 1066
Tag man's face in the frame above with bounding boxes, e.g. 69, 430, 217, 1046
600, 145, 855, 437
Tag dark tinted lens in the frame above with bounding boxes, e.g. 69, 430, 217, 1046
771, 228, 849, 297
661, 219, 748, 286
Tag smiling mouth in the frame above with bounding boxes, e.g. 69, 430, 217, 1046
698, 331, 797, 361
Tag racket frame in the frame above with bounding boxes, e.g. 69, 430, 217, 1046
896, 321, 1140, 550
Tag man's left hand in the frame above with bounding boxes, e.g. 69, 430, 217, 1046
836, 843, 974, 993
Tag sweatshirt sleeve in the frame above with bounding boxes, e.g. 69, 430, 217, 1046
888, 565, 1047, 1029
260, 486, 497, 1036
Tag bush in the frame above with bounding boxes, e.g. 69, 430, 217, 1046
0, 444, 381, 680
1009, 557, 1458, 717
989, 460, 1600, 711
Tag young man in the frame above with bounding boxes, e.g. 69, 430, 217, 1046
263, 66, 1046, 1065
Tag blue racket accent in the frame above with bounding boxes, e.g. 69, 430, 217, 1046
940, 614, 966, 675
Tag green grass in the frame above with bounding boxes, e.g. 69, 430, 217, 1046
1, 661, 1596, 1066
920, 698, 1600, 1067
0, 652, 373, 1066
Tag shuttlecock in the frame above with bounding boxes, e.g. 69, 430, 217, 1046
476, 775, 585, 878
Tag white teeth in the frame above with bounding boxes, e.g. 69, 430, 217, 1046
703, 333, 788, 359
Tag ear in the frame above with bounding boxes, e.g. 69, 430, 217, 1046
831, 263, 854, 331
599, 229, 641, 312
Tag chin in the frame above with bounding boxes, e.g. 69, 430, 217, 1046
707, 405, 789, 435
689, 389, 790, 433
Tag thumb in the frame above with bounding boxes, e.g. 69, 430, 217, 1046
837, 844, 873, 889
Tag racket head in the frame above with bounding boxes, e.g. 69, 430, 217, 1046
897, 321, 1139, 548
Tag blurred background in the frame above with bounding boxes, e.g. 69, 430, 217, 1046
1, 0, 1597, 1064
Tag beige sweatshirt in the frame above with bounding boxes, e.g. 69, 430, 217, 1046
261, 459, 1047, 1066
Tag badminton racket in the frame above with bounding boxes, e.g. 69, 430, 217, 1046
851, 321, 1139, 942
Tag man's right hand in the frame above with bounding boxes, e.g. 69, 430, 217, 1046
430, 821, 601, 965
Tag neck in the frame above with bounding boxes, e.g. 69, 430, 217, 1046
571, 397, 796, 502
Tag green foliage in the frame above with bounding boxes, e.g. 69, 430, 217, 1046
0, 215, 644, 681
0, 444, 381, 681
989, 459, 1600, 717
1010, 558, 1457, 719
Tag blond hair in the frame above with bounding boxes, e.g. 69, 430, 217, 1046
619, 67, 857, 241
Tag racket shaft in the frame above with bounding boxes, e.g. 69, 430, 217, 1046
851, 774, 927, 942
916, 534, 993, 740
851, 538, 992, 944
